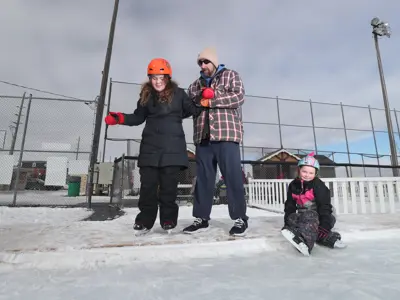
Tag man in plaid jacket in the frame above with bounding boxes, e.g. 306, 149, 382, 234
182, 47, 249, 236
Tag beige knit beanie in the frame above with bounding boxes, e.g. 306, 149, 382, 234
197, 47, 218, 67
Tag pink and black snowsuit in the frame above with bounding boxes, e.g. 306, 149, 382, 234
283, 177, 335, 251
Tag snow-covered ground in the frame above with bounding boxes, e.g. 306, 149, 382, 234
0, 205, 399, 299
0, 190, 107, 206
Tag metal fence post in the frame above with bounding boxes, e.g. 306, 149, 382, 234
368, 105, 381, 176
126, 141, 134, 193
12, 94, 32, 206
0, 130, 6, 149
109, 156, 118, 204
340, 102, 352, 177
393, 108, 400, 147
247, 177, 253, 205
119, 153, 125, 208
276, 96, 283, 148
309, 99, 318, 154
240, 106, 245, 169
361, 155, 367, 177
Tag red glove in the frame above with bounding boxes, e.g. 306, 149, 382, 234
105, 112, 125, 125
202, 87, 214, 99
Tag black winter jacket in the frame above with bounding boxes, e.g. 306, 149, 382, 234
121, 86, 203, 169
284, 177, 333, 231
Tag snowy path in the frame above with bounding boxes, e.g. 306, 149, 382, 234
1, 237, 399, 300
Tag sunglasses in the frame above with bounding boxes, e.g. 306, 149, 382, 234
198, 59, 211, 66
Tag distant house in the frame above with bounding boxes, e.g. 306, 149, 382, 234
252, 149, 336, 179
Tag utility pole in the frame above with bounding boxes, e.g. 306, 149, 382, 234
371, 17, 398, 176
9, 92, 26, 155
76, 136, 80, 160
87, 0, 119, 208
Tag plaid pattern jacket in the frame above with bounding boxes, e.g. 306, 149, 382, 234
187, 68, 245, 145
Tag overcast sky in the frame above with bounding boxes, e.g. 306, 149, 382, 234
1, 0, 400, 176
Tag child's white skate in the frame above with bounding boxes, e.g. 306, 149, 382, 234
281, 228, 310, 256
333, 239, 347, 248
317, 231, 347, 249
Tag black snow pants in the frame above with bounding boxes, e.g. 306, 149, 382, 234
135, 166, 180, 229
287, 210, 336, 251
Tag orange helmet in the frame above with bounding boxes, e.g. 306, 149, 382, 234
147, 58, 172, 76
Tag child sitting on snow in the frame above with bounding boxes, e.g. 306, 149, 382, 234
281, 152, 345, 256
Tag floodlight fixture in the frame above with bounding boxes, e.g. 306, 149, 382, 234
371, 17, 391, 37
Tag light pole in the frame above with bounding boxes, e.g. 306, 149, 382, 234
371, 17, 398, 176
87, 0, 119, 208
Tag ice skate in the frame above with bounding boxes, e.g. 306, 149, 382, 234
133, 223, 150, 236
183, 218, 209, 234
229, 218, 248, 237
317, 231, 347, 249
281, 228, 310, 256
334, 239, 347, 248
162, 221, 176, 235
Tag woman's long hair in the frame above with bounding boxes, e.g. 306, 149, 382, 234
139, 77, 178, 106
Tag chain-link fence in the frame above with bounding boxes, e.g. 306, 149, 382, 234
110, 155, 218, 208
3, 80, 400, 208
0, 93, 97, 206
103, 79, 400, 169
109, 155, 400, 208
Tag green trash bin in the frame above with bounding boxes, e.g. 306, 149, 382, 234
68, 176, 81, 197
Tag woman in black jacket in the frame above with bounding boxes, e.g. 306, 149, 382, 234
281, 153, 345, 256
105, 58, 205, 235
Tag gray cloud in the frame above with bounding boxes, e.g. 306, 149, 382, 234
1, 0, 400, 169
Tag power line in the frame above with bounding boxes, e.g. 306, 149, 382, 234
0, 80, 84, 100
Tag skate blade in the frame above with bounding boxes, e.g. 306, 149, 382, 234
134, 229, 150, 236
183, 227, 209, 234
334, 240, 347, 249
281, 229, 310, 256
230, 232, 247, 237
230, 229, 247, 237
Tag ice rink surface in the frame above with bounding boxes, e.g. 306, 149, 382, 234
0, 205, 399, 299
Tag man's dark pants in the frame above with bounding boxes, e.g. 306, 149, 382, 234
193, 140, 248, 221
